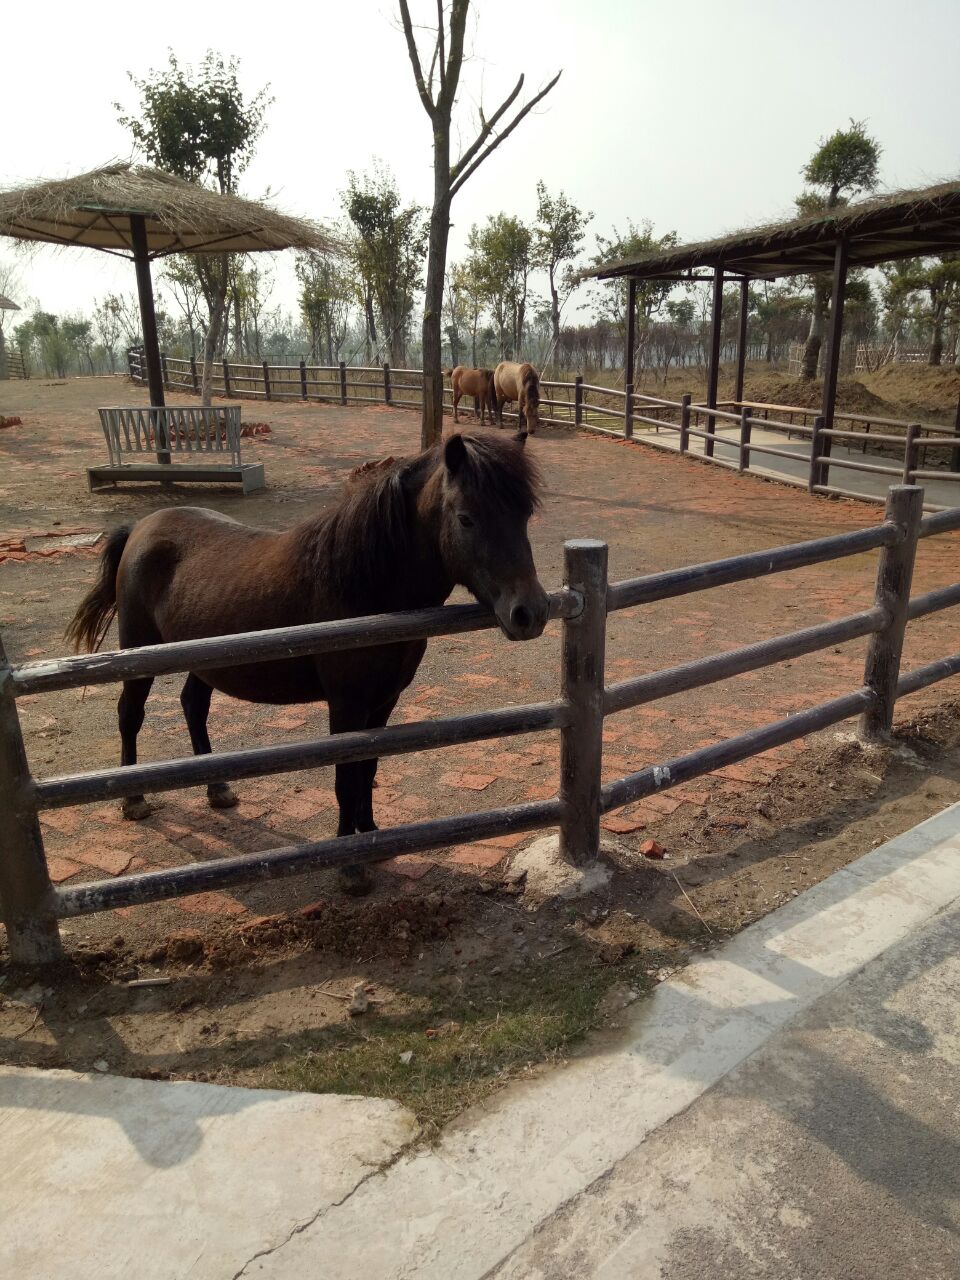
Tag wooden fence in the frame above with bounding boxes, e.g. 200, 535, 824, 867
2, 488, 959, 966
128, 349, 960, 509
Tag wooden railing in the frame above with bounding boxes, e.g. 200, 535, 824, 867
3, 490, 959, 966
127, 350, 960, 509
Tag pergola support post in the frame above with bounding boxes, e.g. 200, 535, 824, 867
819, 239, 849, 466
130, 214, 170, 464
705, 266, 724, 457
734, 277, 749, 404
624, 277, 637, 393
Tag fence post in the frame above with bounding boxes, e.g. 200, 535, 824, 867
559, 539, 608, 866
190, 356, 199, 394
902, 423, 919, 484
338, 361, 347, 406
0, 634, 63, 965
859, 485, 924, 741
383, 362, 392, 404
299, 359, 308, 401
262, 361, 271, 401
222, 357, 232, 399
679, 392, 691, 454
624, 383, 634, 439
738, 405, 752, 473
160, 352, 170, 391
574, 375, 583, 427
808, 414, 825, 492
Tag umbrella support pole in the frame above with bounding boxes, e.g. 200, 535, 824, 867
130, 214, 170, 464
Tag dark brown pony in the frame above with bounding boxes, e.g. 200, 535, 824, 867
447, 366, 497, 424
494, 361, 542, 435
66, 431, 548, 893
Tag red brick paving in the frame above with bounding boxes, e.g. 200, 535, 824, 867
1, 378, 958, 936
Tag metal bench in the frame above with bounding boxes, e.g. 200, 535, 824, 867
88, 405, 265, 493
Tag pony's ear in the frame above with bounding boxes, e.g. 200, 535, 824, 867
444, 433, 469, 476
514, 430, 528, 449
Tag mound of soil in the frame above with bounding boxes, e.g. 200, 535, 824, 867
860, 363, 960, 418
739, 372, 886, 415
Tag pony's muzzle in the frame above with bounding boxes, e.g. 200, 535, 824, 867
498, 584, 549, 641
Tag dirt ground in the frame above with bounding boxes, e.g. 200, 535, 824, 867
1, 375, 959, 1126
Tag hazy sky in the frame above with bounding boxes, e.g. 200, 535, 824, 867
4, 0, 960, 327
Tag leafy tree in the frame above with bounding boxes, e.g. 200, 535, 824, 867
797, 120, 881, 379
591, 222, 677, 372
343, 167, 428, 366
91, 296, 126, 372
117, 52, 271, 402
753, 283, 810, 363
397, 0, 561, 446
449, 260, 486, 366
296, 250, 354, 364
468, 214, 533, 359
532, 182, 592, 350
881, 255, 960, 365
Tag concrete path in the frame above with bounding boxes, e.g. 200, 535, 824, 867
3, 803, 960, 1278
0, 1073, 416, 1279
641, 421, 960, 508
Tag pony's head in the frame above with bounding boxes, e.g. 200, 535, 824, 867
435, 430, 548, 641
522, 367, 541, 435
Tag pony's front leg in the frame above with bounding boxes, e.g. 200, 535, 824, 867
332, 759, 373, 896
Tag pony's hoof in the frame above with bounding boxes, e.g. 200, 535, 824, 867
338, 865, 374, 896
208, 783, 239, 810
122, 798, 152, 821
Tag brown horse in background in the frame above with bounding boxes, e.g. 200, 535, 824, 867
66, 431, 548, 894
447, 366, 497, 424
494, 361, 542, 435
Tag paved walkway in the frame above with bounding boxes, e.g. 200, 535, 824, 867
3, 802, 959, 1278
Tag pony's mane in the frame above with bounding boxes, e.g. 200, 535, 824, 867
522, 366, 540, 408
299, 432, 541, 608
454, 430, 542, 516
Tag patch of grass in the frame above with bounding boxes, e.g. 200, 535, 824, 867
270, 953, 637, 1134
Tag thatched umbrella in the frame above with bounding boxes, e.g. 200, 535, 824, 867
0, 162, 336, 412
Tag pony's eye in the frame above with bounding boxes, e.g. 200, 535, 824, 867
458, 513, 474, 529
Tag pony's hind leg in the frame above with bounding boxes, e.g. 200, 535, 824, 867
118, 677, 154, 820
180, 673, 238, 809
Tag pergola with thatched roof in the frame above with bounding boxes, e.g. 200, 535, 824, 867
0, 162, 334, 433
584, 179, 960, 460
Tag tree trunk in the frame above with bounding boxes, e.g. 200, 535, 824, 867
199, 257, 229, 407
930, 323, 944, 366
421, 121, 452, 449
800, 276, 829, 380
364, 290, 378, 363
549, 265, 561, 346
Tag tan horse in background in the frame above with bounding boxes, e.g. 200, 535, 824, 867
494, 362, 542, 435
447, 366, 497, 424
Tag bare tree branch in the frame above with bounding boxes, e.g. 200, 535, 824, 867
451, 74, 525, 181
427, 32, 440, 99
436, 0, 468, 112
437, 0, 446, 96
450, 70, 562, 197
398, 0, 436, 118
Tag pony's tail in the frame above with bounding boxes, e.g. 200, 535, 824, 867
443, 368, 454, 378
488, 376, 498, 420
65, 526, 131, 653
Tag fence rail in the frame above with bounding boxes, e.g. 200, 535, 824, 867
2, 487, 959, 966
128, 350, 960, 509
